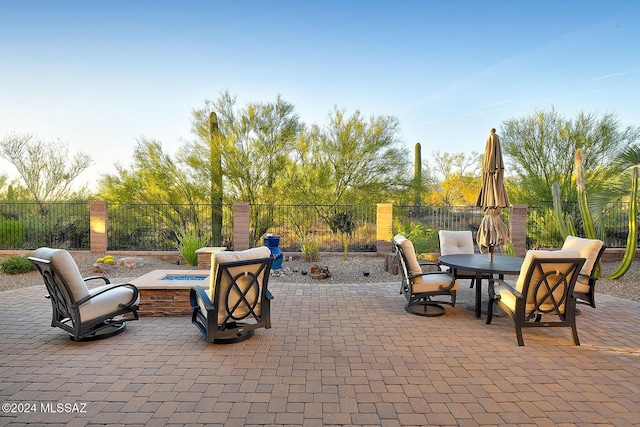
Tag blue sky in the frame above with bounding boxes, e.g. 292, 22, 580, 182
1, 1, 639, 190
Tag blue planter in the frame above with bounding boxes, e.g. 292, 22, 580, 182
263, 235, 283, 269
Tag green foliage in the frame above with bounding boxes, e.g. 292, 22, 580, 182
177, 228, 208, 267
0, 220, 24, 249
330, 211, 357, 260
301, 235, 320, 262
0, 254, 35, 275
501, 109, 636, 206
0, 133, 92, 204
402, 222, 439, 256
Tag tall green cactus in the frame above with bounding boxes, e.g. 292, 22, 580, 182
575, 149, 597, 239
607, 166, 638, 279
552, 182, 575, 238
413, 142, 422, 206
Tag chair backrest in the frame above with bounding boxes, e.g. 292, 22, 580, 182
561, 235, 605, 278
515, 250, 584, 316
392, 235, 422, 283
32, 247, 89, 301
209, 246, 272, 324
439, 230, 474, 256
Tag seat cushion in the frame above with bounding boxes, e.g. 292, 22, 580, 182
208, 246, 271, 323
562, 235, 604, 277
412, 273, 460, 294
499, 249, 582, 313
393, 235, 422, 277
34, 247, 89, 301
439, 230, 475, 256
79, 284, 139, 322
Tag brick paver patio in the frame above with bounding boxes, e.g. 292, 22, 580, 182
1, 276, 639, 426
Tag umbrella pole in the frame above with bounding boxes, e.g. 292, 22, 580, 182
489, 246, 495, 262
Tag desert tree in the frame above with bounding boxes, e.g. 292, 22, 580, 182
0, 133, 92, 206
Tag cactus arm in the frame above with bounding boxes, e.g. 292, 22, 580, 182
607, 166, 638, 279
576, 149, 597, 239
552, 182, 575, 238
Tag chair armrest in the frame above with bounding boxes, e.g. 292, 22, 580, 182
190, 286, 215, 311
83, 276, 111, 285
488, 277, 523, 300
72, 283, 139, 309
409, 270, 457, 290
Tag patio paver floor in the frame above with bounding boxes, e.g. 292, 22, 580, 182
1, 277, 639, 426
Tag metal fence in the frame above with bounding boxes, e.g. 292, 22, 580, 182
391, 205, 509, 252
0, 202, 90, 250
0, 201, 636, 252
527, 200, 635, 249
256, 204, 378, 252
107, 203, 233, 251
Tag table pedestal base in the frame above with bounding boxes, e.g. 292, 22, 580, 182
466, 300, 505, 317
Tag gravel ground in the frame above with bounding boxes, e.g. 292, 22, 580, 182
0, 252, 638, 302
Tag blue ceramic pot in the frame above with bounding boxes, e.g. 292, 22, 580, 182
263, 235, 283, 269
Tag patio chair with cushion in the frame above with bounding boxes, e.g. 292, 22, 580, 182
190, 246, 274, 343
438, 230, 487, 288
29, 248, 140, 341
392, 235, 459, 317
486, 250, 585, 346
561, 235, 606, 308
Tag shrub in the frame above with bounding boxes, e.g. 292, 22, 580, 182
177, 228, 208, 267
301, 235, 320, 262
0, 254, 36, 275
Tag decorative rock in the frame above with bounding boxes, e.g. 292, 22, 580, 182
310, 265, 331, 280
117, 257, 147, 269
91, 263, 116, 274
301, 269, 308, 275
363, 268, 370, 277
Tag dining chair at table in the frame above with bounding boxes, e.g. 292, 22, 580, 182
438, 230, 487, 288
561, 235, 606, 309
486, 249, 585, 346
393, 235, 459, 317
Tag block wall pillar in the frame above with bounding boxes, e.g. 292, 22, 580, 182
90, 201, 108, 253
233, 202, 250, 251
377, 203, 393, 255
510, 204, 528, 257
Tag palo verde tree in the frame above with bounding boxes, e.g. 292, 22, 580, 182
422, 150, 481, 206
184, 91, 305, 245
500, 108, 632, 206
0, 133, 92, 206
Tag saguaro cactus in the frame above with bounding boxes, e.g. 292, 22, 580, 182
413, 142, 422, 206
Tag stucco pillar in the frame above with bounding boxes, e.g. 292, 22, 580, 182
233, 202, 250, 251
90, 201, 108, 253
510, 204, 528, 257
377, 203, 393, 255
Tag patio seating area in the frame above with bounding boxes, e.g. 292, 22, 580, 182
1, 276, 640, 426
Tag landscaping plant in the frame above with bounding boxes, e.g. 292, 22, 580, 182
177, 228, 208, 267
0, 254, 35, 275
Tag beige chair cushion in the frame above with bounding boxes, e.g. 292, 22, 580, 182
34, 247, 89, 301
393, 235, 422, 277
207, 246, 271, 323
498, 249, 581, 313
439, 230, 474, 256
394, 234, 460, 291
562, 235, 604, 278
79, 284, 139, 322
562, 236, 604, 294
412, 273, 460, 294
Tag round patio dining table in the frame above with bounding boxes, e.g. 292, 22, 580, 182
438, 254, 524, 318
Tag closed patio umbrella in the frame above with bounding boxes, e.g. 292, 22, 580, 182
476, 128, 510, 260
